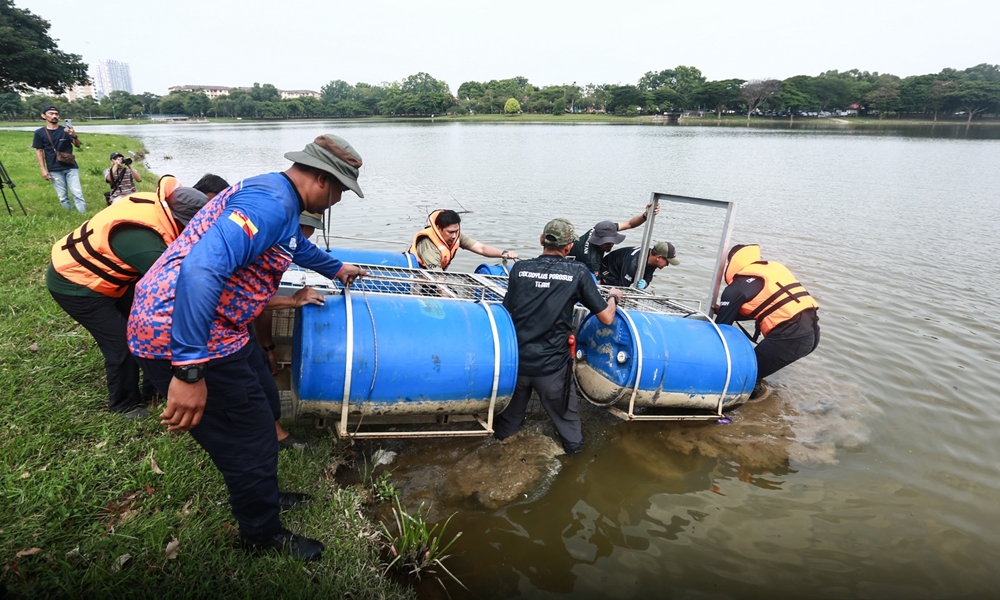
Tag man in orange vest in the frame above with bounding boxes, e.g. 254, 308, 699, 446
47, 176, 209, 419
715, 244, 820, 398
409, 209, 517, 270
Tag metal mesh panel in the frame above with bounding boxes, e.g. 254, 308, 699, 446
278, 263, 702, 317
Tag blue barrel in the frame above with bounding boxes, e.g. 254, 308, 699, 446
475, 263, 510, 276
574, 310, 757, 410
291, 292, 518, 417
323, 247, 419, 268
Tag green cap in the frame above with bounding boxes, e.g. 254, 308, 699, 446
652, 241, 680, 265
543, 218, 576, 246
299, 211, 324, 230
284, 134, 365, 198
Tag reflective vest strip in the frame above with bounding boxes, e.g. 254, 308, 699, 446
60, 223, 137, 287
752, 290, 812, 327
747, 281, 804, 320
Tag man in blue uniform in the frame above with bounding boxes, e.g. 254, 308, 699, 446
128, 134, 367, 560
494, 218, 622, 453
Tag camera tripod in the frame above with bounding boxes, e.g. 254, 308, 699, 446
0, 159, 27, 216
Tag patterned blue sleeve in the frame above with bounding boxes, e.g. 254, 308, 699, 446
170, 184, 296, 362
291, 235, 344, 280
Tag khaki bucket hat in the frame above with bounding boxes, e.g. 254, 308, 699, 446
284, 134, 365, 198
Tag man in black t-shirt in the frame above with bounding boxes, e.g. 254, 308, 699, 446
599, 241, 680, 288
567, 203, 659, 275
32, 106, 86, 213
495, 218, 622, 453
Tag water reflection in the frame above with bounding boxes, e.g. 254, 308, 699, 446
674, 119, 1000, 140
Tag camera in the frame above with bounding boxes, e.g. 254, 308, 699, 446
123, 157, 132, 165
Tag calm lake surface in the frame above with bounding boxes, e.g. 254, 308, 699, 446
87, 120, 1000, 598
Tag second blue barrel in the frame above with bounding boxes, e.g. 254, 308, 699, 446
324, 247, 419, 268
292, 292, 518, 417
574, 310, 757, 410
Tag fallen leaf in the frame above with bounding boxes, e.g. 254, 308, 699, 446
20, 471, 30, 479
16, 547, 41, 558
96, 440, 108, 449
65, 547, 80, 557
144, 485, 156, 495
112, 553, 132, 572
29, 343, 38, 352
149, 450, 164, 475
164, 538, 180, 560
39, 464, 48, 472
181, 500, 192, 516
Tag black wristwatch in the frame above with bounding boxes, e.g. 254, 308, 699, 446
172, 363, 206, 383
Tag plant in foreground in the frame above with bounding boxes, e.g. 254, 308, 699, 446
381, 497, 467, 592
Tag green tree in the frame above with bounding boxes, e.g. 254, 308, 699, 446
604, 84, 647, 115
504, 97, 520, 114
864, 75, 901, 119
158, 92, 188, 115
0, 0, 88, 93
741, 79, 781, 120
812, 71, 855, 112
249, 82, 280, 102
699, 79, 744, 118
0, 91, 21, 119
774, 80, 815, 120
184, 92, 210, 117
321, 79, 353, 105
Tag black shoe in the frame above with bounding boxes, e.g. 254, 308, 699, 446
278, 433, 313, 451
118, 406, 150, 421
750, 382, 767, 400
562, 440, 585, 454
242, 528, 324, 560
278, 492, 312, 512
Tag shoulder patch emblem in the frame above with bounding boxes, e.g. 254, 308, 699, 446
228, 210, 258, 239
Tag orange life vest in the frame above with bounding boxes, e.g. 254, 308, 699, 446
51, 176, 183, 297
408, 210, 460, 269
725, 245, 818, 337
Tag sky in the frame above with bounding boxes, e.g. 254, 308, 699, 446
19, 0, 998, 96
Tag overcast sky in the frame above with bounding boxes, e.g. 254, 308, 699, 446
20, 0, 998, 95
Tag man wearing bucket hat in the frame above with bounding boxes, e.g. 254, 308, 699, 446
47, 176, 209, 420
599, 241, 680, 289
494, 218, 622, 454
127, 134, 367, 560
568, 203, 660, 275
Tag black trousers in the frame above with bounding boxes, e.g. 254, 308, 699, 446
49, 289, 145, 413
138, 342, 282, 541
494, 361, 582, 451
755, 320, 821, 383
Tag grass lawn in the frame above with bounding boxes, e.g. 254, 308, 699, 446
0, 131, 409, 599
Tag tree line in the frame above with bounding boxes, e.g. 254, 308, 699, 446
3, 63, 998, 124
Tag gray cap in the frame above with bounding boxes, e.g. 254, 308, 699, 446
299, 211, 324, 230
588, 220, 626, 245
652, 241, 680, 265
166, 187, 210, 226
543, 218, 577, 246
284, 134, 365, 198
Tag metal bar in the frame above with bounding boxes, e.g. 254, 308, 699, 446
631, 194, 660, 288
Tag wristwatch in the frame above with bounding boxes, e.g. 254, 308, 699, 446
172, 363, 206, 383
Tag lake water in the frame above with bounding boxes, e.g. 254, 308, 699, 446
85, 120, 1000, 598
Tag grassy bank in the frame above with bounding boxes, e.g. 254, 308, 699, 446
0, 131, 409, 599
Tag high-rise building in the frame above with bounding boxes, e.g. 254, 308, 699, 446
93, 59, 133, 99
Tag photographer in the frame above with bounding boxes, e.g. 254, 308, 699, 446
104, 152, 142, 204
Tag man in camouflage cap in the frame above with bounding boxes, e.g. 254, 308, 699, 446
494, 219, 623, 453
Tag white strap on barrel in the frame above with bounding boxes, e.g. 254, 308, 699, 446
480, 301, 501, 430
340, 286, 355, 435
618, 308, 644, 415
704, 315, 733, 415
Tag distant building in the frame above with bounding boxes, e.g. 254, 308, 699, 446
279, 89, 321, 100
168, 85, 233, 100
93, 59, 133, 99
168, 84, 320, 100
65, 83, 96, 102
